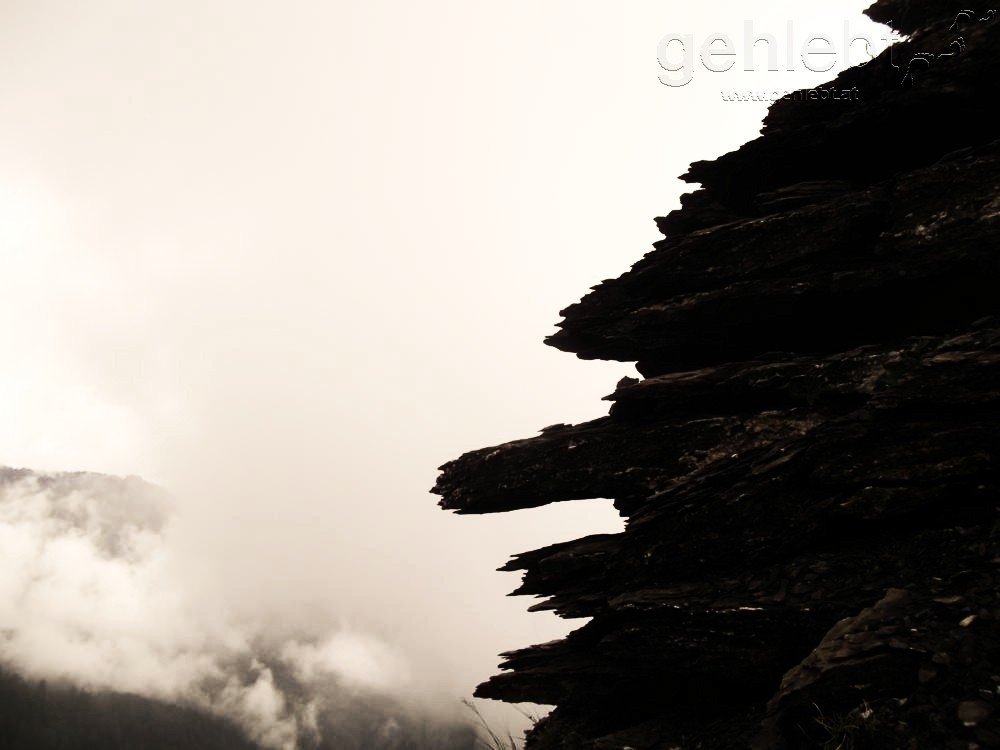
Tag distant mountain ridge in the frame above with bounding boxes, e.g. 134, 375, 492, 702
0, 666, 261, 750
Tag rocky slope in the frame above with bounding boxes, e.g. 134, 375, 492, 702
433, 1, 1000, 747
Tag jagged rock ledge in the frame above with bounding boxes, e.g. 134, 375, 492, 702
434, 1, 1000, 747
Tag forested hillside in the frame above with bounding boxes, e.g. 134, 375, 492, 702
0, 668, 260, 750
0, 668, 481, 749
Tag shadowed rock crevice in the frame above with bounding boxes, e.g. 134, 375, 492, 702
433, 0, 1000, 746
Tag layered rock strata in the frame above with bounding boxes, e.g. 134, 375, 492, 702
434, 1, 1000, 747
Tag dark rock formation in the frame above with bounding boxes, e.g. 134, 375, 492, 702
433, 1, 1000, 747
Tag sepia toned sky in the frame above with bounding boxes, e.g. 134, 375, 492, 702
0, 0, 890, 737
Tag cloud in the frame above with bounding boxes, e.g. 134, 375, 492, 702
281, 632, 412, 693
0, 467, 470, 749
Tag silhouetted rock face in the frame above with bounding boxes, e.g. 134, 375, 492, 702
433, 1, 1000, 747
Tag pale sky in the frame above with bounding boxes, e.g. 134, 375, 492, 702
0, 0, 889, 742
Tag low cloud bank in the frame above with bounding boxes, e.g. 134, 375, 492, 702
0, 467, 476, 749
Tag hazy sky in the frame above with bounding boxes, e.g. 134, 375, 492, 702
0, 0, 889, 741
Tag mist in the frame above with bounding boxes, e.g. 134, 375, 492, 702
0, 0, 888, 746
0, 467, 482, 748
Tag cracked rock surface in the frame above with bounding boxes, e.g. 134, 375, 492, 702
433, 1, 1000, 747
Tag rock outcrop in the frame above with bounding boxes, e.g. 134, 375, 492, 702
433, 1, 1000, 747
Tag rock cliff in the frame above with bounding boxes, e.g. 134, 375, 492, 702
433, 1, 1000, 747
